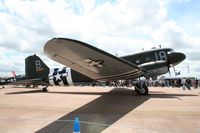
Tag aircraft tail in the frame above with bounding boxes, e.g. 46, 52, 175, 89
25, 54, 49, 80
11, 71, 16, 77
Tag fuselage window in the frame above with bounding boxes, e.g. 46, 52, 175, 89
136, 59, 140, 64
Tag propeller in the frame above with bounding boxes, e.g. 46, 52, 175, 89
166, 53, 171, 77
173, 66, 176, 76
168, 68, 171, 77
167, 53, 178, 77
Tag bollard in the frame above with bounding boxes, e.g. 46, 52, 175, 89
73, 118, 80, 133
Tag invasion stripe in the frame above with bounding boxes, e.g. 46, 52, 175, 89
66, 68, 73, 86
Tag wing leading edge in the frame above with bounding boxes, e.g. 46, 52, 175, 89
44, 38, 145, 81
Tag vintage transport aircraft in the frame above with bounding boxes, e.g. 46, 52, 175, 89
43, 38, 185, 95
1, 38, 185, 95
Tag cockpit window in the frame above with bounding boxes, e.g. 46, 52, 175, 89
167, 49, 175, 54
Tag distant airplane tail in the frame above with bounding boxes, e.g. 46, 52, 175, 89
11, 71, 16, 77
25, 54, 49, 80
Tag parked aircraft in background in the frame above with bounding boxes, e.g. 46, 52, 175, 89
0, 38, 185, 95
0, 71, 44, 88
0, 71, 18, 88
0, 76, 15, 88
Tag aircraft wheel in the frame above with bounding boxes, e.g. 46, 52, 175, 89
26, 85, 30, 88
42, 87, 48, 92
135, 82, 149, 96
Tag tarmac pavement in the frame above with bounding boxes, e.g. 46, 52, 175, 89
0, 86, 200, 133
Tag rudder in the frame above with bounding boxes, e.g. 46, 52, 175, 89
25, 54, 49, 80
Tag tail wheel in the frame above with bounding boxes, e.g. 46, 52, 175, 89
42, 87, 48, 92
135, 82, 149, 96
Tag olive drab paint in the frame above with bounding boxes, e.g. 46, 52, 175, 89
25, 54, 93, 86
25, 54, 49, 80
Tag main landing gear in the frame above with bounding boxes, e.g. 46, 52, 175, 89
135, 82, 149, 96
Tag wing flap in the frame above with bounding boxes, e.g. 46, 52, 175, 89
44, 38, 144, 80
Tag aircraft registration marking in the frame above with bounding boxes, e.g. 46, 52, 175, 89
154, 51, 167, 61
35, 60, 44, 72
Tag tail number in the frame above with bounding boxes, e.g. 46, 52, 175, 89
35, 60, 44, 72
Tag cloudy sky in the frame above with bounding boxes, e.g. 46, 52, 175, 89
0, 0, 200, 78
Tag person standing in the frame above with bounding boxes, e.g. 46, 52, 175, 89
181, 78, 186, 90
195, 79, 199, 89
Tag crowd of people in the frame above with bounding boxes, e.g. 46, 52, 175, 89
90, 77, 199, 90
155, 78, 199, 90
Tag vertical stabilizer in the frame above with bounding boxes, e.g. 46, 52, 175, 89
25, 54, 49, 80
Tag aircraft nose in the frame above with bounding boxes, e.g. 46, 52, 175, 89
169, 52, 186, 66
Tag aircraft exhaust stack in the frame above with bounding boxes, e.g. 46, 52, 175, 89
25, 54, 49, 80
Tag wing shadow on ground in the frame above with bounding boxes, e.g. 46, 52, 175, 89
6, 89, 44, 94
6, 89, 199, 98
35, 88, 148, 133
35, 88, 198, 133
5, 88, 199, 132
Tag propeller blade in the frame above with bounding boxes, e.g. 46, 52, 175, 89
173, 66, 176, 76
167, 52, 171, 77
168, 68, 171, 77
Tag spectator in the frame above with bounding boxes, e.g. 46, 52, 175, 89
186, 79, 191, 90
181, 78, 186, 90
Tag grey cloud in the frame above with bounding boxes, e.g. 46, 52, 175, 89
194, 67, 200, 73
0, 7, 56, 53
187, 51, 200, 61
0, 0, 199, 78
167, 31, 189, 49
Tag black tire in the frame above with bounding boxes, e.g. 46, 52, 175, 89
135, 83, 149, 96
25, 85, 30, 88
135, 83, 140, 95
42, 87, 48, 92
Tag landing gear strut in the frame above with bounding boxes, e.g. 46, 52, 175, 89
135, 82, 149, 96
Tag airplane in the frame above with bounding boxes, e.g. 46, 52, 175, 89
42, 38, 185, 95
1, 38, 185, 95
0, 71, 18, 88
0, 76, 15, 88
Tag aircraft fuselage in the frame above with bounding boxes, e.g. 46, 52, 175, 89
121, 48, 185, 79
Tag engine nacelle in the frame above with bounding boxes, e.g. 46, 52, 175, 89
139, 61, 168, 79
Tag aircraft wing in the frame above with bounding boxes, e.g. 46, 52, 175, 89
44, 38, 145, 81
